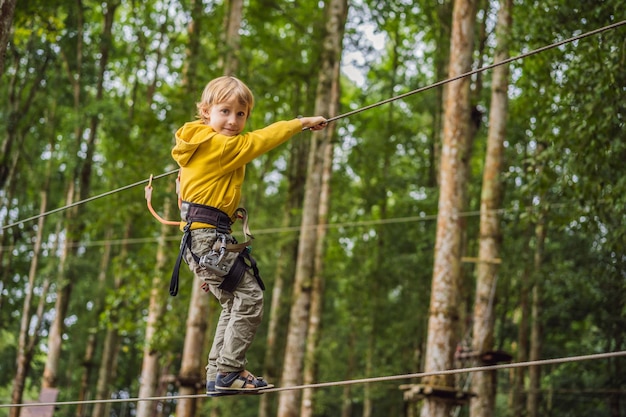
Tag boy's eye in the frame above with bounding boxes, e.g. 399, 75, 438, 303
237, 111, 246, 117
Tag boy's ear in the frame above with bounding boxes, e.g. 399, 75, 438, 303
199, 106, 211, 122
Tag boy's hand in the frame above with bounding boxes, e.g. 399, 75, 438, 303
298, 116, 328, 131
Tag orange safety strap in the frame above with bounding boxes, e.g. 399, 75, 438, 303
145, 174, 181, 226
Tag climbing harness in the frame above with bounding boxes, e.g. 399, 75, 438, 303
144, 176, 263, 296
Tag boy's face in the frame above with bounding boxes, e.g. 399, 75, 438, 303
207, 96, 248, 136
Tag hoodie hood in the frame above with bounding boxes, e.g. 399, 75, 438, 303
171, 120, 216, 167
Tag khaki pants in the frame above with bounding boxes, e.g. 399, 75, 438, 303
184, 228, 264, 381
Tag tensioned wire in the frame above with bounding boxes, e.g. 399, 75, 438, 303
2, 351, 625, 409
2, 19, 625, 232
0, 203, 575, 252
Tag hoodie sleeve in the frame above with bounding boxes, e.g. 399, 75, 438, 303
217, 119, 303, 172
171, 118, 304, 218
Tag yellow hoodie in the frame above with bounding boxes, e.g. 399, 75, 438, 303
171, 119, 303, 229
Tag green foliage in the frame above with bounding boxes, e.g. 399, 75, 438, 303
1, 0, 626, 416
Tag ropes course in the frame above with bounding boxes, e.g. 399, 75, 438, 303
2, 351, 625, 409
2, 18, 626, 413
2, 19, 625, 232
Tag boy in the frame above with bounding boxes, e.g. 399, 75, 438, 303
171, 76, 327, 394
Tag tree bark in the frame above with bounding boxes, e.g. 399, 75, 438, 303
0, 149, 19, 290
277, 1, 347, 416
90, 327, 119, 417
259, 135, 309, 417
527, 211, 546, 417
43, 0, 117, 391
429, 1, 453, 188
136, 194, 173, 417
421, 1, 477, 417
43, 183, 76, 389
175, 280, 211, 417
75, 228, 112, 417
300, 54, 340, 417
470, 1, 512, 416
0, 0, 17, 76
91, 221, 131, 417
509, 257, 530, 415
10, 184, 49, 417
220, 0, 243, 75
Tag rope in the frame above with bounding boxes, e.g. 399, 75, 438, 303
2, 20, 625, 230
2, 350, 624, 409
322, 19, 626, 125
0, 169, 179, 231
3, 202, 581, 251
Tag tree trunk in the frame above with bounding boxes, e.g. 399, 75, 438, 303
181, 0, 204, 97
42, 0, 117, 391
429, 2, 451, 188
10, 185, 49, 417
340, 332, 356, 417
259, 135, 309, 417
90, 327, 119, 417
509, 258, 530, 415
0, 0, 17, 75
175, 280, 210, 417
300, 57, 340, 417
470, 1, 512, 416
43, 183, 75, 389
220, 0, 243, 75
277, 1, 347, 417
136, 193, 173, 417
0, 150, 19, 289
421, 1, 477, 417
527, 212, 545, 417
0, 50, 50, 190
91, 221, 131, 417
75, 228, 113, 417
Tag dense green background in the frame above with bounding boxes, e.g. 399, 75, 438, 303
1, 1, 624, 416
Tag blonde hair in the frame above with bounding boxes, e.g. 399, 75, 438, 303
196, 76, 255, 122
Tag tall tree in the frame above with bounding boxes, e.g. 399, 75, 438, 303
421, 1, 478, 417
75, 228, 113, 417
220, 0, 243, 75
0, 0, 17, 75
90, 222, 132, 417
277, 1, 348, 416
300, 39, 342, 417
259, 136, 309, 417
42, 0, 120, 390
136, 190, 175, 417
10, 181, 50, 417
527, 204, 546, 417
470, 1, 512, 417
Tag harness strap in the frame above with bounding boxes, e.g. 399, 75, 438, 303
170, 222, 195, 296
169, 203, 258, 296
242, 250, 264, 291
184, 202, 232, 234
